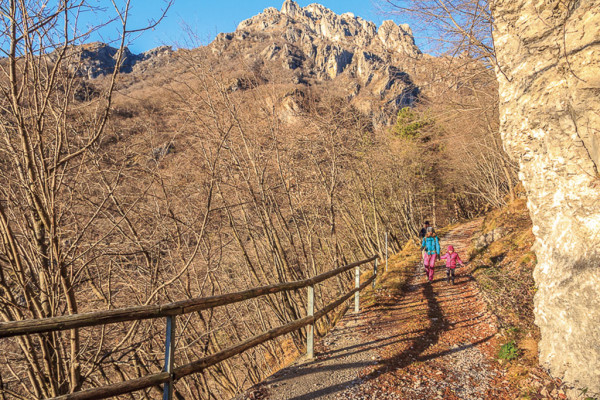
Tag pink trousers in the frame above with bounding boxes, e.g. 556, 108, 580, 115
423, 253, 437, 281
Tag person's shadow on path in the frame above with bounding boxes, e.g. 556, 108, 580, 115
279, 277, 492, 400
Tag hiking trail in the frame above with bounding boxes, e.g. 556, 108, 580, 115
237, 220, 563, 400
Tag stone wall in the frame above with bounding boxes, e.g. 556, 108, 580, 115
491, 0, 600, 395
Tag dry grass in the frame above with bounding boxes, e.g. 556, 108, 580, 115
360, 239, 421, 308
466, 196, 540, 379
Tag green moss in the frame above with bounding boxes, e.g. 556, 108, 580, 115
519, 252, 534, 266
579, 387, 599, 400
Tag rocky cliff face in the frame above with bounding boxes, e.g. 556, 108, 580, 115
71, 42, 173, 79
212, 0, 422, 123
236, 0, 421, 68
492, 0, 600, 395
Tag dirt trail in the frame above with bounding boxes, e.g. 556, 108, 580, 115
237, 220, 540, 399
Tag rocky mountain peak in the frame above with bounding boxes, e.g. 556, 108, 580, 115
213, 0, 423, 126
378, 20, 419, 55
237, 0, 420, 57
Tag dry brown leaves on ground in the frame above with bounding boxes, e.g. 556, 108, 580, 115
241, 221, 567, 400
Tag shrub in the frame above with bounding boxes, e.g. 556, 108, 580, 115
498, 340, 520, 361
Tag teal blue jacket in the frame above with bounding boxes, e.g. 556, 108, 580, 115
421, 236, 440, 255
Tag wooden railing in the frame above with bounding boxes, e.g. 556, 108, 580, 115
0, 255, 380, 400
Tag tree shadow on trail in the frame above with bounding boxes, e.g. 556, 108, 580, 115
282, 278, 492, 400
372, 281, 447, 371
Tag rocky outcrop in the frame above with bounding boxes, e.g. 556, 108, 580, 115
377, 20, 420, 58
213, 0, 421, 125
69, 42, 173, 78
473, 227, 506, 252
134, 45, 173, 73
69, 42, 136, 78
236, 0, 421, 64
492, 0, 600, 395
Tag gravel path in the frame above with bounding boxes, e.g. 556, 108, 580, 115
236, 220, 562, 399
237, 314, 382, 400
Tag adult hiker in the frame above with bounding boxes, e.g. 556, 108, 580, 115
421, 227, 440, 282
418, 221, 434, 239
440, 245, 466, 285
419, 221, 434, 266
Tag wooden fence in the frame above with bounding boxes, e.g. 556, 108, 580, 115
0, 255, 380, 400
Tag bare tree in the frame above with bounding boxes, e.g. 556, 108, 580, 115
0, 3, 514, 397
0, 0, 172, 397
381, 0, 518, 208
381, 0, 494, 63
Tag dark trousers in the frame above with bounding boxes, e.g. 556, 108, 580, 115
446, 268, 455, 282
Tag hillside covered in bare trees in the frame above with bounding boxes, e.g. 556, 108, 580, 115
0, 0, 518, 398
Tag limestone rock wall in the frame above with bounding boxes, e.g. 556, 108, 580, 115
491, 0, 600, 394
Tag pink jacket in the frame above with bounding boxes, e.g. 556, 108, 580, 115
440, 251, 463, 269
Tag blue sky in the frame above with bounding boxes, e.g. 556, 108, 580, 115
83, 0, 416, 53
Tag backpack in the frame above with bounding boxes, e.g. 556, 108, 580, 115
423, 236, 438, 253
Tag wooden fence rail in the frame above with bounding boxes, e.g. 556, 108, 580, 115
0, 255, 380, 400
0, 255, 378, 338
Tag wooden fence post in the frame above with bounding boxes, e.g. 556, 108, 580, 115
163, 316, 176, 400
385, 232, 388, 272
306, 285, 314, 358
6, 256, 378, 400
373, 258, 378, 288
354, 265, 360, 313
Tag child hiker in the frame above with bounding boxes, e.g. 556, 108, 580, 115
440, 245, 466, 284
421, 227, 440, 282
